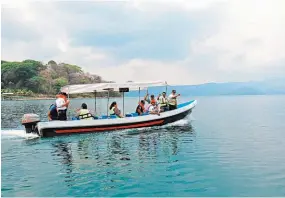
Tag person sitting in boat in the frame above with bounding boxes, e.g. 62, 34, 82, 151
158, 92, 169, 112
144, 93, 158, 112
148, 100, 160, 116
48, 103, 58, 121
76, 103, 94, 120
48, 94, 61, 121
168, 90, 180, 110
56, 92, 70, 121
136, 100, 146, 115
109, 101, 124, 118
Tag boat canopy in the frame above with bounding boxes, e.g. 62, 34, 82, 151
61, 81, 168, 94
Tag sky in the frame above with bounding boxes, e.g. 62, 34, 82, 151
1, 0, 285, 85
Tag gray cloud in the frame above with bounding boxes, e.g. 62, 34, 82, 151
1, 0, 285, 84
1, 8, 41, 42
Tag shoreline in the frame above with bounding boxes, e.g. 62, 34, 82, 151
1, 95, 124, 101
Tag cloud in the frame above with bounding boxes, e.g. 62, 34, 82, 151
1, 0, 285, 84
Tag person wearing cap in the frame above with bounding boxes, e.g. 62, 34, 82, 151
56, 92, 70, 121
144, 92, 158, 112
168, 90, 180, 110
148, 100, 160, 115
144, 93, 157, 104
158, 92, 169, 112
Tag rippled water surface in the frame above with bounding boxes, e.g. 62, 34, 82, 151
2, 96, 285, 196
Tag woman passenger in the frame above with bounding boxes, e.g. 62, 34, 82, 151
109, 101, 124, 118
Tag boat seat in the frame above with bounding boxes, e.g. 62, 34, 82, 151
125, 113, 133, 117
125, 112, 149, 117
72, 116, 98, 120
131, 113, 139, 117
109, 115, 117, 119
100, 115, 108, 119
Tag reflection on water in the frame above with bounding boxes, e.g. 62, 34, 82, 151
51, 141, 73, 185
42, 124, 195, 191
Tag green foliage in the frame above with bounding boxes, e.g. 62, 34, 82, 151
1, 59, 121, 97
48, 60, 57, 65
63, 64, 82, 73
54, 77, 68, 92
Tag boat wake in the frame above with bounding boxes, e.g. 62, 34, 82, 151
164, 118, 190, 127
1, 129, 39, 140
121, 118, 193, 135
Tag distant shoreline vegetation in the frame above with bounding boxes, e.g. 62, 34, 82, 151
1, 59, 121, 99
2, 60, 284, 100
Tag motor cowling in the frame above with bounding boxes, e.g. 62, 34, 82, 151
21, 114, 40, 134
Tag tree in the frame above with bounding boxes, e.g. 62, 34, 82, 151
48, 60, 57, 65
1, 59, 108, 97
26, 76, 46, 93
54, 77, 68, 92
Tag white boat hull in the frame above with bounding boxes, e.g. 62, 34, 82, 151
33, 100, 197, 137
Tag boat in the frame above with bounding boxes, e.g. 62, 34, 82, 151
21, 81, 197, 137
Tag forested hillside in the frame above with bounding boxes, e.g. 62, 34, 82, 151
1, 59, 116, 97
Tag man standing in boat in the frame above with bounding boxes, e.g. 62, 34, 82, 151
168, 90, 180, 110
157, 92, 169, 112
56, 92, 70, 120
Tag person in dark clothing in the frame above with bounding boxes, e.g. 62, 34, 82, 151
48, 104, 58, 121
136, 100, 145, 115
58, 109, 67, 121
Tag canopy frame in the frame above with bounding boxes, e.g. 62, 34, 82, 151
60, 81, 168, 117
61, 81, 167, 95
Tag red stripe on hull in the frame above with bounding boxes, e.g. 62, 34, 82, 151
55, 120, 164, 133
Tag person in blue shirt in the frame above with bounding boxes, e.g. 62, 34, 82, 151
48, 104, 58, 121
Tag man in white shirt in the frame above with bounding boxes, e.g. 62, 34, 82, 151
168, 90, 180, 110
148, 100, 160, 115
56, 92, 70, 120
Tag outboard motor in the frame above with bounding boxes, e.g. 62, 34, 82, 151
21, 114, 40, 134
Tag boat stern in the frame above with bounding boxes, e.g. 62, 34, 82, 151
21, 113, 40, 135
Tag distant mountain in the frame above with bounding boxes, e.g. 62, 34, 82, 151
125, 79, 285, 97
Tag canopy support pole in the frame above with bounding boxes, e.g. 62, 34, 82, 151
67, 86, 70, 119
123, 92, 125, 115
138, 87, 141, 102
107, 90, 110, 116
94, 91, 97, 113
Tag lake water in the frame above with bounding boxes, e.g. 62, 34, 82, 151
1, 95, 285, 196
